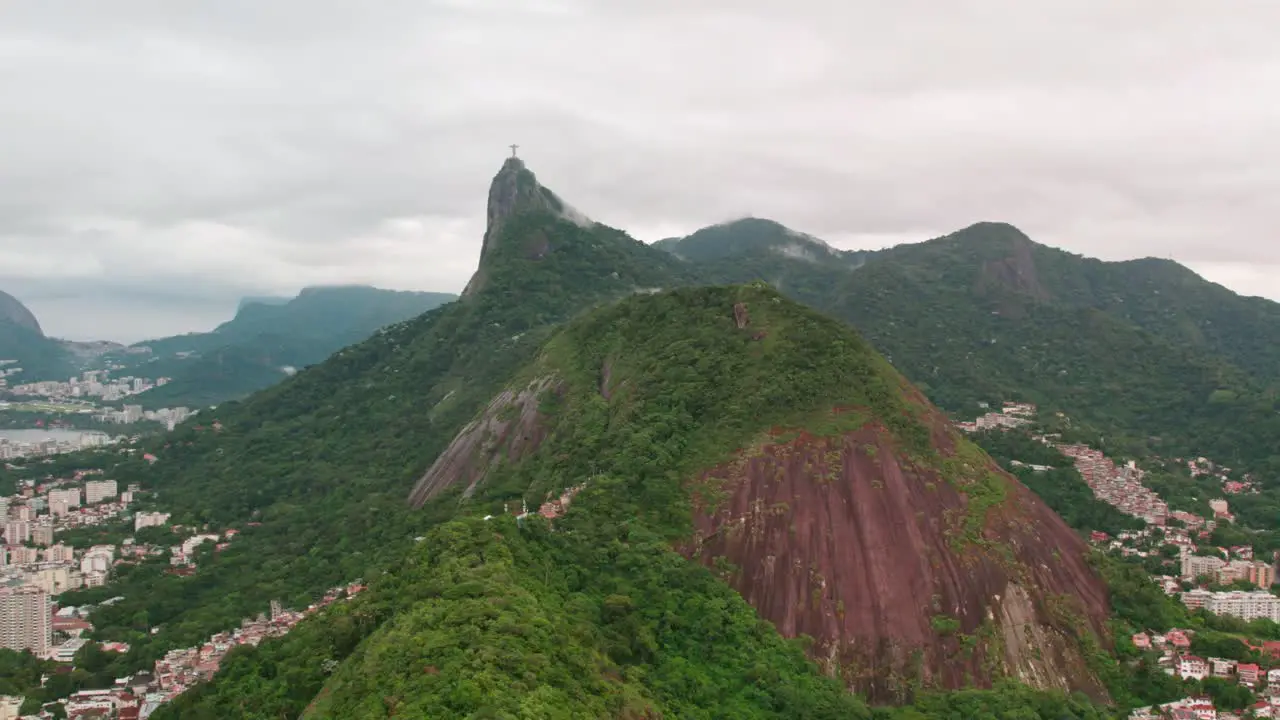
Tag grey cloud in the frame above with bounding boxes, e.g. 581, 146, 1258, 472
2, 0, 1279, 341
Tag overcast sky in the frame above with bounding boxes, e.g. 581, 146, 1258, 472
3, 1, 1279, 342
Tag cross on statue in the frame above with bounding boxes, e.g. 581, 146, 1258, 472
509, 144, 519, 157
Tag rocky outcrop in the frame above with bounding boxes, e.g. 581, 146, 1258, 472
461, 158, 592, 297
0, 290, 42, 336
681, 412, 1109, 703
407, 375, 564, 507
973, 226, 1050, 310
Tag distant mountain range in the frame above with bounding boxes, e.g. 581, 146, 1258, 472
0, 285, 456, 406
0, 290, 121, 384
115, 285, 456, 408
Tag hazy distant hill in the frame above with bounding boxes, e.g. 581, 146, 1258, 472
0, 290, 79, 383
120, 285, 456, 407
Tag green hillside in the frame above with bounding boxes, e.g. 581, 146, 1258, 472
0, 289, 78, 383
0, 324, 75, 385
654, 217, 872, 266
151, 285, 1114, 720
63, 160, 1129, 719
121, 286, 456, 408
63, 159, 697, 698
661, 220, 1280, 475
300, 283, 1111, 717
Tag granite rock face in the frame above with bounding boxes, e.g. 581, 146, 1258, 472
681, 410, 1110, 703
462, 157, 581, 297
407, 375, 563, 507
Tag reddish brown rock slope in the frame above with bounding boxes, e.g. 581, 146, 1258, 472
681, 409, 1110, 703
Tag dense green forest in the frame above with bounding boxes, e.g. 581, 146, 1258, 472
662, 220, 1280, 477
152, 284, 1119, 719
58, 204, 695, 685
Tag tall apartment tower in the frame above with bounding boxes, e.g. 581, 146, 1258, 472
0, 587, 50, 656
1249, 561, 1276, 588
3, 521, 29, 546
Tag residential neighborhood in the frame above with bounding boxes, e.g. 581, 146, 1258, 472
962, 403, 1280, 719
0, 457, 377, 718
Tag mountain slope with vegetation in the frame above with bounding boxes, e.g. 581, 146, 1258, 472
0, 289, 78, 383
69, 159, 1125, 719
119, 285, 456, 408
211, 284, 1112, 719
66, 157, 697, 702
660, 220, 1280, 475
653, 218, 876, 314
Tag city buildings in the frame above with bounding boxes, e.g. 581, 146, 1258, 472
0, 586, 50, 656
31, 522, 53, 547
134, 512, 170, 532
1182, 590, 1280, 622
0, 696, 23, 720
50, 487, 81, 509
1179, 554, 1274, 588
85, 479, 118, 505
3, 521, 28, 545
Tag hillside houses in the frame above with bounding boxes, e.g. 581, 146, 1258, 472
1053, 442, 1169, 524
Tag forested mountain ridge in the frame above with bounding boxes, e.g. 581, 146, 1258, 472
660, 220, 1280, 475
341, 284, 1111, 711
865, 222, 1280, 388
118, 285, 456, 408
99, 159, 1123, 719
72, 157, 703, 716
654, 217, 874, 267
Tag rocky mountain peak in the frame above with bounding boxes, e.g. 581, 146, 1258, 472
0, 290, 43, 336
461, 155, 594, 297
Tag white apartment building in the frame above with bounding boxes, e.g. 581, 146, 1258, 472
31, 565, 80, 595
1177, 655, 1209, 680
1181, 554, 1224, 580
5, 547, 36, 565
43, 545, 73, 563
80, 546, 114, 575
0, 586, 50, 656
49, 488, 81, 509
1182, 589, 1212, 610
84, 480, 118, 505
180, 534, 219, 557
134, 511, 170, 532
1182, 589, 1280, 622
0, 695, 23, 720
